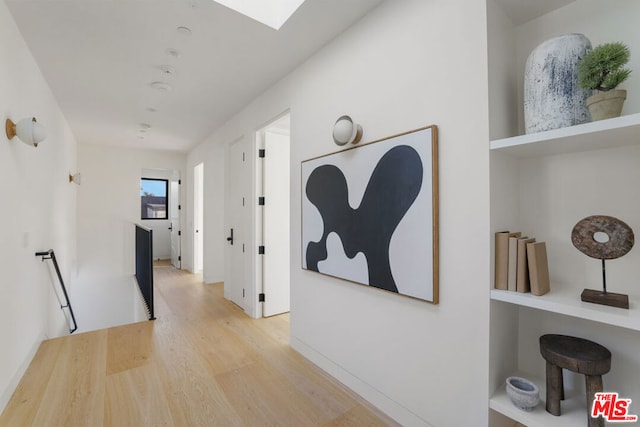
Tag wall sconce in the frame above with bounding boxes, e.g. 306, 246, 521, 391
332, 115, 363, 146
69, 173, 82, 185
5, 117, 46, 147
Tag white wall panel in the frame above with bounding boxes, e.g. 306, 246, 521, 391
0, 1, 78, 411
191, 0, 491, 424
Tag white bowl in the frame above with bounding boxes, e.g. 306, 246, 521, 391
506, 376, 540, 411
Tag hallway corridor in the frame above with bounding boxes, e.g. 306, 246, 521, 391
0, 267, 396, 426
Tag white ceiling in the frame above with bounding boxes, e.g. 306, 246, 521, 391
493, 0, 575, 25
6, 0, 384, 152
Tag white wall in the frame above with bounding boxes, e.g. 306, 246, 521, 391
0, 1, 78, 411
186, 139, 225, 283
74, 144, 186, 332
192, 0, 491, 424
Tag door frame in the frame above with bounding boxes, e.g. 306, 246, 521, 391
223, 110, 292, 319
255, 112, 291, 317
169, 172, 182, 269
193, 162, 204, 273
140, 168, 180, 265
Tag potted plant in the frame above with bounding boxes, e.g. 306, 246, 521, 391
578, 42, 631, 121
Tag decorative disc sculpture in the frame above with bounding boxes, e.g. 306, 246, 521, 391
571, 215, 634, 309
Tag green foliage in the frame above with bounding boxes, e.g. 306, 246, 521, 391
579, 42, 631, 91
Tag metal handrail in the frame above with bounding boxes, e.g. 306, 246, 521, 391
135, 224, 156, 320
35, 250, 78, 334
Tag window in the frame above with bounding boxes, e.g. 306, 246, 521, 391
141, 178, 168, 220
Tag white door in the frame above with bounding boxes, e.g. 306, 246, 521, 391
170, 177, 181, 269
194, 163, 204, 273
261, 125, 291, 317
227, 140, 246, 309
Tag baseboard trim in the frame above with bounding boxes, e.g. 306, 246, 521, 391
290, 336, 431, 427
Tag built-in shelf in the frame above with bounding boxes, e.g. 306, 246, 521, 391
487, 1, 640, 425
490, 371, 587, 427
491, 289, 640, 332
490, 113, 640, 158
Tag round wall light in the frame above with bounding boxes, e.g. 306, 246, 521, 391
332, 115, 362, 146
69, 173, 82, 185
5, 117, 46, 147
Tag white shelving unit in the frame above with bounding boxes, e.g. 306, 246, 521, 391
490, 371, 588, 427
490, 112, 640, 157
489, 116, 640, 427
487, 1, 640, 426
491, 288, 640, 332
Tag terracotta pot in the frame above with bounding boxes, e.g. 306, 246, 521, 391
587, 89, 627, 121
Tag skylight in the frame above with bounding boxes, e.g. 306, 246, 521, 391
213, 0, 306, 30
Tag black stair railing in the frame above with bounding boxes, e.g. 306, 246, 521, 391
35, 250, 78, 334
135, 224, 156, 320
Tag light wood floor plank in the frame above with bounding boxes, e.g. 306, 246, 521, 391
106, 320, 154, 375
104, 363, 175, 427
32, 329, 108, 426
216, 360, 332, 427
150, 315, 245, 426
0, 338, 65, 426
323, 404, 399, 427
186, 316, 257, 375
216, 310, 361, 420
0, 267, 398, 426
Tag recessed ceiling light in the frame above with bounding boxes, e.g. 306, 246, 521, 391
212, 0, 306, 30
150, 81, 172, 92
158, 65, 176, 76
165, 48, 181, 58
177, 26, 192, 36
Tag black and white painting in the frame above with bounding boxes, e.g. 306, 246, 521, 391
301, 126, 438, 303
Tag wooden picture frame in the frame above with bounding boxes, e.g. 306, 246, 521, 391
301, 125, 439, 303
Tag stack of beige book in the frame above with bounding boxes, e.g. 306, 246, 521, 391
494, 231, 550, 296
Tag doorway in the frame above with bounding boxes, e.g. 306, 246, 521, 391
257, 113, 291, 317
226, 138, 249, 310
140, 168, 181, 268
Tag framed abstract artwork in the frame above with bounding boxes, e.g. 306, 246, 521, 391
301, 125, 439, 303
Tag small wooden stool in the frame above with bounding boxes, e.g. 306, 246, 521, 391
539, 334, 611, 427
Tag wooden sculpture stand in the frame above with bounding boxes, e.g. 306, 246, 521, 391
581, 288, 629, 309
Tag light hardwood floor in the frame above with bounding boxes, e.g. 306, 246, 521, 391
0, 265, 398, 426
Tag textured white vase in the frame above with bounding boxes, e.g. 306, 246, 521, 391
524, 33, 593, 134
